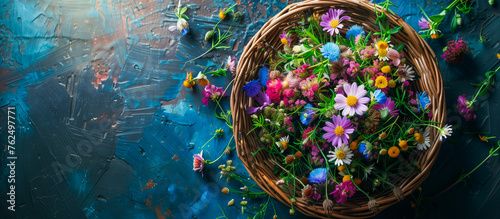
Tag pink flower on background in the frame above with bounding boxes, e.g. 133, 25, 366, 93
202, 84, 225, 106
226, 56, 236, 74
193, 151, 205, 176
330, 180, 357, 203
441, 38, 468, 64
457, 94, 476, 121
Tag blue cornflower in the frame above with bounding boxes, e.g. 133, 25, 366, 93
308, 168, 327, 184
300, 103, 315, 125
243, 79, 261, 97
373, 89, 387, 104
320, 42, 340, 62
259, 66, 269, 86
417, 91, 430, 112
346, 25, 365, 40
358, 142, 371, 159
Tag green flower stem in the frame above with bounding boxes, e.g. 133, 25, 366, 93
345, 167, 371, 200
227, 189, 267, 195
468, 65, 500, 107
207, 148, 226, 165
306, 58, 329, 70
433, 140, 500, 199
201, 134, 217, 148
183, 11, 240, 67
271, 160, 306, 188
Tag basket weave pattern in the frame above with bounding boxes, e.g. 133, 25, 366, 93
231, 0, 446, 218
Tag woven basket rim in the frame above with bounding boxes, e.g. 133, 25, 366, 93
231, 0, 446, 218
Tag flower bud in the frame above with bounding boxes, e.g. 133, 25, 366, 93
205, 30, 214, 41
455, 14, 462, 26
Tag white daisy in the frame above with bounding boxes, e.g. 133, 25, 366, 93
275, 136, 289, 153
327, 144, 354, 166
415, 127, 431, 150
439, 124, 453, 141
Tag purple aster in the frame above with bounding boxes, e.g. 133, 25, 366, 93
323, 114, 355, 147
334, 82, 370, 116
373, 97, 399, 119
247, 90, 270, 114
279, 31, 292, 46
320, 8, 351, 35
243, 79, 261, 97
329, 180, 356, 203
457, 94, 476, 121
418, 17, 430, 30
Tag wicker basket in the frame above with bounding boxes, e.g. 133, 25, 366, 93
230, 0, 446, 218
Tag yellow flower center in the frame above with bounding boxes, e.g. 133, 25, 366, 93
346, 95, 358, 106
377, 41, 388, 50
388, 79, 396, 88
415, 133, 425, 143
336, 150, 346, 159
281, 141, 288, 150
377, 49, 388, 57
381, 66, 391, 74
375, 76, 388, 89
281, 38, 288, 45
330, 20, 339, 28
334, 126, 344, 136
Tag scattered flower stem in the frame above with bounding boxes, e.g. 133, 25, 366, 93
432, 140, 500, 199
468, 65, 500, 107
183, 4, 239, 68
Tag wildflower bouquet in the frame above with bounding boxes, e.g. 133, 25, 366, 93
232, 1, 447, 217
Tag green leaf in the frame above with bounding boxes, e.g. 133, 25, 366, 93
388, 26, 402, 35
429, 14, 445, 23
181, 14, 189, 20
319, 93, 331, 103
304, 29, 320, 45
393, 44, 405, 53
180, 7, 188, 15
215, 46, 230, 49
450, 13, 457, 33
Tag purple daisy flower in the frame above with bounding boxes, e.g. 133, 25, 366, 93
320, 8, 351, 36
373, 97, 399, 119
323, 115, 355, 147
334, 82, 370, 116
418, 17, 430, 30
457, 94, 476, 121
279, 31, 292, 46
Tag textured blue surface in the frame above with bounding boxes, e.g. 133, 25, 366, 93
0, 0, 500, 218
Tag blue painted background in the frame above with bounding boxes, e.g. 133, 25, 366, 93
1, 0, 500, 218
